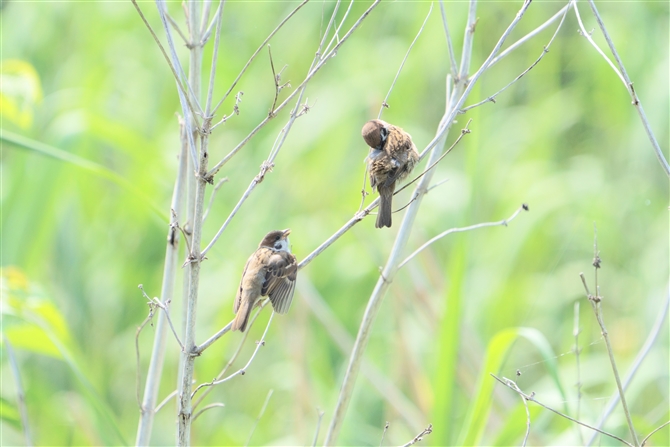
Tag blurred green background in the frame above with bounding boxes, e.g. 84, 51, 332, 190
1, 0, 668, 446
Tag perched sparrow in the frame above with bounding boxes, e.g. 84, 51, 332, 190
362, 119, 419, 228
232, 229, 298, 332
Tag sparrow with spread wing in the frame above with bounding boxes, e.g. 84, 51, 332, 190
232, 229, 298, 332
362, 119, 419, 228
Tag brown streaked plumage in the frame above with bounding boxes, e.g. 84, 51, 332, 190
232, 229, 298, 332
362, 119, 419, 228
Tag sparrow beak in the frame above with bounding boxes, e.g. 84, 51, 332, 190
282, 228, 291, 238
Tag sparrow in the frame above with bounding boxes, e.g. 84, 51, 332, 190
362, 119, 419, 228
232, 229, 298, 332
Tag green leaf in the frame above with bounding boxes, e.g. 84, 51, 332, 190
0, 267, 128, 446
0, 396, 22, 430
1, 130, 167, 220
457, 327, 566, 446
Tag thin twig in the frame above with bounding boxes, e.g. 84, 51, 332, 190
193, 304, 268, 410
268, 45, 291, 117
150, 297, 185, 352
202, 177, 229, 223
204, 0, 225, 115
199, 0, 213, 40
641, 421, 670, 447
400, 424, 433, 447
506, 379, 531, 447
200, 0, 221, 45
131, 0, 202, 130
573, 301, 585, 445
321, 0, 356, 57
572, 2, 625, 86
138, 285, 184, 351
201, 72, 312, 258
427, 177, 450, 193
458, 0, 478, 80
154, 389, 178, 415
491, 374, 634, 447
298, 277, 424, 429
584, 0, 670, 176
439, 0, 459, 79
378, 4, 433, 117
211, 0, 310, 116
379, 421, 389, 446
136, 311, 155, 409
490, 2, 571, 68
207, 0, 381, 178
394, 120, 472, 198
191, 312, 275, 399
312, 409, 325, 447
399, 204, 528, 269
580, 227, 639, 446
192, 403, 225, 422
461, 2, 569, 113
587, 292, 670, 446
3, 335, 33, 446
166, 13, 190, 45
245, 389, 274, 447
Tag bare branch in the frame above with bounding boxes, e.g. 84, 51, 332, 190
572, 2, 625, 86
191, 312, 275, 399
378, 4, 433, 117
154, 389, 178, 415
395, 120, 472, 198
580, 231, 639, 446
641, 421, 670, 447
400, 424, 433, 447
245, 389, 274, 446
584, 0, 670, 176
573, 301, 585, 445
490, 2, 571, 68
491, 374, 634, 447
399, 204, 528, 269
587, 292, 670, 446
439, 0, 459, 79
166, 12, 190, 45
131, 0, 202, 132
207, 0, 382, 179
193, 303, 270, 411
298, 277, 425, 429
192, 403, 225, 422
461, 4, 569, 114
211, 0, 311, 116
458, 0, 478, 80
202, 176, 229, 223
379, 421, 389, 446
204, 0, 225, 115
312, 409, 325, 447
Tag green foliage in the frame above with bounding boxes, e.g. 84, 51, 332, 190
1, 1, 668, 446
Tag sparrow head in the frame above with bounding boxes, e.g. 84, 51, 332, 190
362, 119, 389, 149
259, 229, 291, 252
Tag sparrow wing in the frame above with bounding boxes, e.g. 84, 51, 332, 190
261, 251, 298, 314
234, 250, 261, 314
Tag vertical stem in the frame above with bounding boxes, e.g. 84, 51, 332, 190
176, 1, 205, 445
135, 120, 189, 446
573, 301, 584, 445
593, 301, 639, 446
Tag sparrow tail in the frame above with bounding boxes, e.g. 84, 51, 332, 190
376, 183, 395, 228
232, 299, 252, 332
